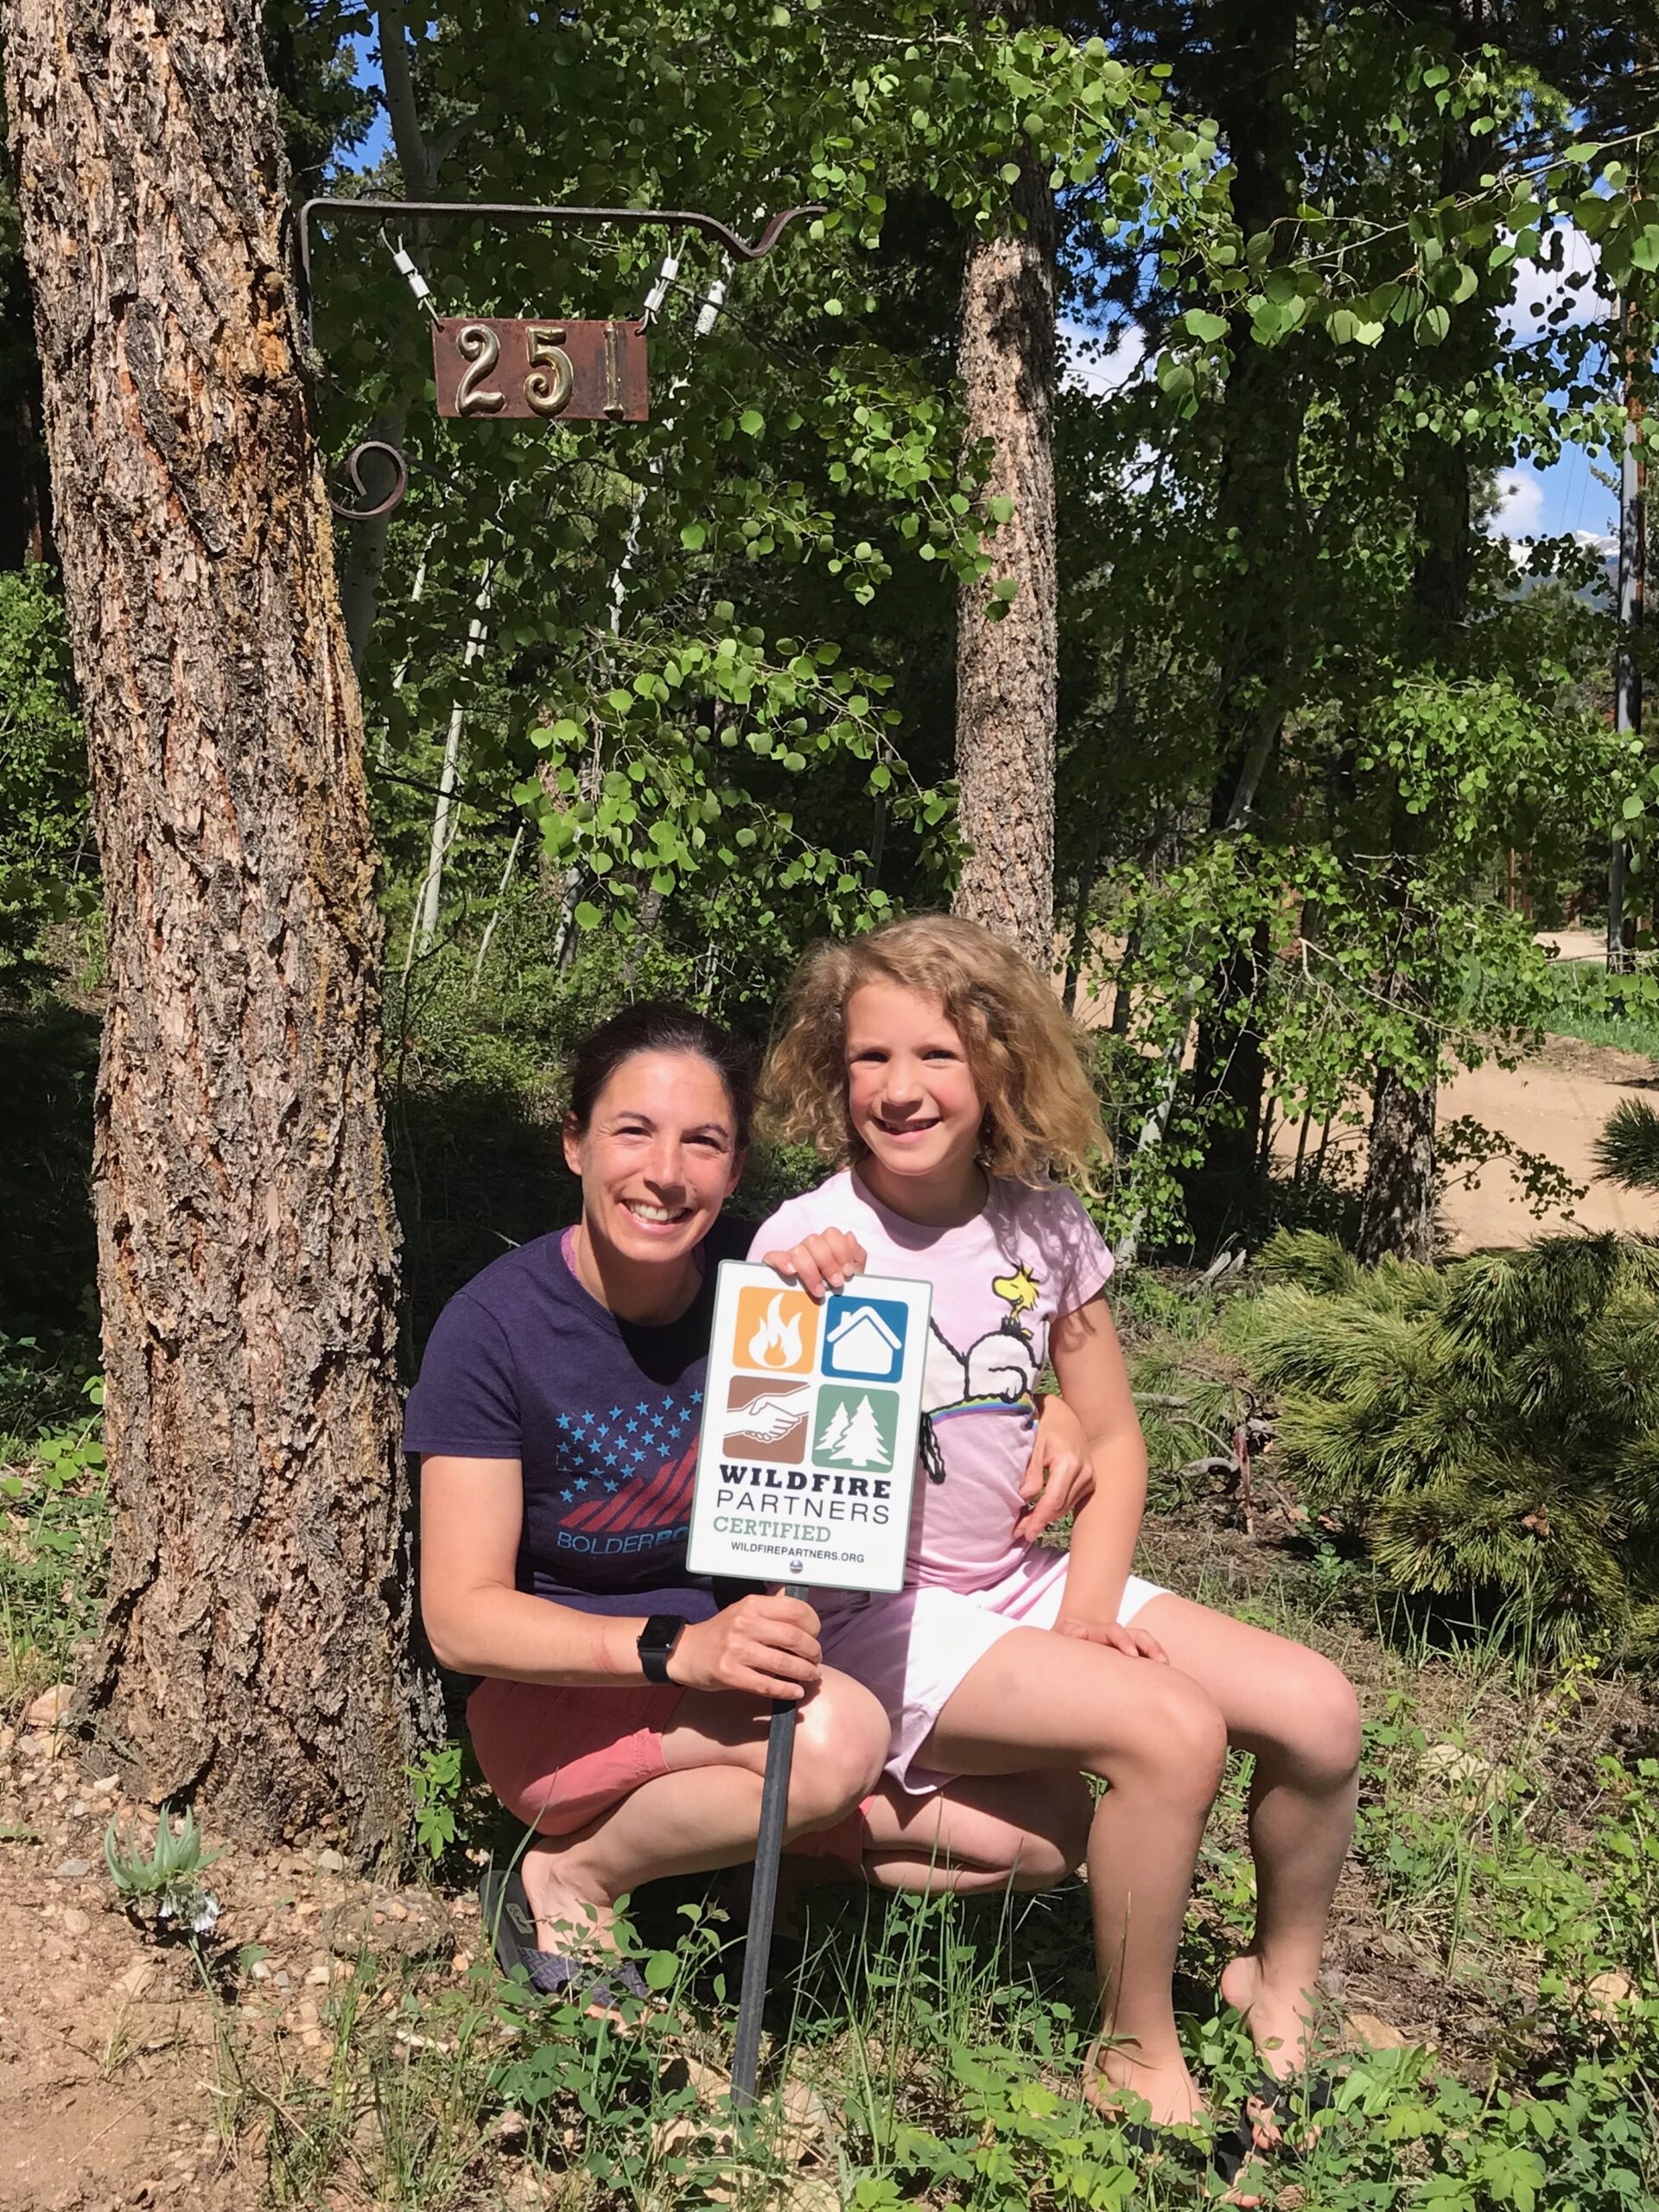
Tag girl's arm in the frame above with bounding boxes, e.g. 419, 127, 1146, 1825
420, 1456, 828, 1700
1015, 1390, 1096, 1539
1046, 1295, 1166, 1661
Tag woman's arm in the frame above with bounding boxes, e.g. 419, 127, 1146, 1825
1046, 1297, 1166, 1659
420, 1455, 829, 1699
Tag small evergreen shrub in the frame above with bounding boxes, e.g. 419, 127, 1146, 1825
1249, 1224, 1659, 1659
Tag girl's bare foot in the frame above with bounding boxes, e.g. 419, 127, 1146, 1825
1082, 2036, 1205, 2126
1220, 1949, 1314, 2078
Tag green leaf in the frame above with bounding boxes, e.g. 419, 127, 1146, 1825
739, 408, 765, 437
986, 494, 1015, 525
574, 901, 602, 931
1414, 303, 1451, 346
679, 521, 707, 550
1183, 308, 1229, 342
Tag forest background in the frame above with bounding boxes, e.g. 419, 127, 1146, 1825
3, 7, 1659, 2205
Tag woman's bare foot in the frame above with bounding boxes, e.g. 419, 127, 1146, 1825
518, 1834, 617, 1954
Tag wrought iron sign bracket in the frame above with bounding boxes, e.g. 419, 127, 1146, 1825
296, 196, 823, 520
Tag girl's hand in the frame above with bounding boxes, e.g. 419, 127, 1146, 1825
1015, 1393, 1096, 1538
758, 1227, 867, 1300
669, 1593, 824, 1701
1053, 1615, 1168, 1664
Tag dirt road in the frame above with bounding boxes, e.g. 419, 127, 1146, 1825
1296, 1032, 1659, 1251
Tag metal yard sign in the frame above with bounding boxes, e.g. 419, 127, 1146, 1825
688, 1265, 931, 1594
687, 1262, 930, 2109
432, 317, 649, 422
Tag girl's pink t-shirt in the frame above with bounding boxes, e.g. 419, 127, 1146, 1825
749, 1168, 1112, 1596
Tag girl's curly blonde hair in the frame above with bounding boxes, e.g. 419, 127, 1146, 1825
762, 914, 1109, 1191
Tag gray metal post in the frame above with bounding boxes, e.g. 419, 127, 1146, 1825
729, 1581, 807, 2113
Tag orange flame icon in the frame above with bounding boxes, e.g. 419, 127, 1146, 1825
748, 1292, 804, 1370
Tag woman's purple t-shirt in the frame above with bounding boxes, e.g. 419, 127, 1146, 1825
404, 1218, 752, 1623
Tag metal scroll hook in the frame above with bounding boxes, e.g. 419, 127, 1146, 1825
328, 439, 410, 522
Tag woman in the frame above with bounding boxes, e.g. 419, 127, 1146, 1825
409, 1001, 1093, 1997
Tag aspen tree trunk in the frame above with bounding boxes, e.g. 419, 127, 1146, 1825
952, 14, 1058, 974
1190, 0, 1298, 1171
3, 0, 429, 1849
1357, 1, 1484, 1266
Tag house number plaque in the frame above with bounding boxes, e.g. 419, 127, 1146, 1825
431, 317, 649, 423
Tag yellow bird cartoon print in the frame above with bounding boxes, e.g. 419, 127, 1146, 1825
993, 1263, 1040, 1317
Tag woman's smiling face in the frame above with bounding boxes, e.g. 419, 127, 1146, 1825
563, 1049, 744, 1271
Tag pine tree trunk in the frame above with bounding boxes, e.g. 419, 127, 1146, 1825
952, 92, 1058, 974
3, 0, 430, 1851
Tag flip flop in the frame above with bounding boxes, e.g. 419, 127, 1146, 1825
1243, 2065, 1339, 2158
478, 1865, 651, 2008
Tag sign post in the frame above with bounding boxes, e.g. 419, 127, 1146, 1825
687, 1263, 932, 2107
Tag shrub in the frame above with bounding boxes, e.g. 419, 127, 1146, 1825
1249, 1226, 1659, 1659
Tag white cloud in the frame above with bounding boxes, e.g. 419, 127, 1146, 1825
1058, 319, 1148, 397
1489, 465, 1545, 565
1490, 464, 1545, 533
1501, 219, 1614, 341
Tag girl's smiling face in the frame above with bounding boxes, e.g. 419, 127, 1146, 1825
844, 981, 985, 1207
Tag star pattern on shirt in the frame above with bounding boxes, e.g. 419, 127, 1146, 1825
552, 1385, 699, 1485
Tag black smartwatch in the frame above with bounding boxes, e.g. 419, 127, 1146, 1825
637, 1613, 686, 1685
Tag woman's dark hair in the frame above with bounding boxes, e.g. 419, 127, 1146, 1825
565, 1001, 757, 1149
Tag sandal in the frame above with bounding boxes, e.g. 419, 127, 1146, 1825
478, 1865, 651, 2008
1243, 2065, 1339, 2158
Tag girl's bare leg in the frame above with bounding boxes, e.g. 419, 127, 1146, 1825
1132, 1596, 1361, 2079
918, 1629, 1227, 2126
858, 1769, 1093, 1895
518, 1669, 889, 1946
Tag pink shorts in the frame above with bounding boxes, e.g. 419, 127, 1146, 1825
467, 1675, 684, 1837
467, 1674, 873, 1862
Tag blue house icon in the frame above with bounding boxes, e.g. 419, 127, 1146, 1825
823, 1296, 906, 1382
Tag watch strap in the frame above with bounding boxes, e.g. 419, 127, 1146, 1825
637, 1612, 685, 1685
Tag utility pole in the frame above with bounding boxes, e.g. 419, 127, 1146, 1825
1610, 296, 1644, 975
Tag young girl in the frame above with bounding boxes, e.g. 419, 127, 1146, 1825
753, 916, 1360, 2160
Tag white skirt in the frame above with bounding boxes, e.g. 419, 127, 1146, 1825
817, 1550, 1168, 1794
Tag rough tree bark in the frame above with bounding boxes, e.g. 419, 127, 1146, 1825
3, 0, 432, 1849
952, 16, 1058, 974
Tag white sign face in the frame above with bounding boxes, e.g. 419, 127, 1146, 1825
686, 1262, 932, 1594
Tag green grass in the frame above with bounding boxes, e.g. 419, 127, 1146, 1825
8, 1292, 1659, 2209
1541, 959, 1659, 1060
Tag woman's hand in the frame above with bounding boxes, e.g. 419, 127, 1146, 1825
1053, 1614, 1168, 1664
1015, 1393, 1096, 1539
670, 1592, 825, 1701
758, 1227, 868, 1300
